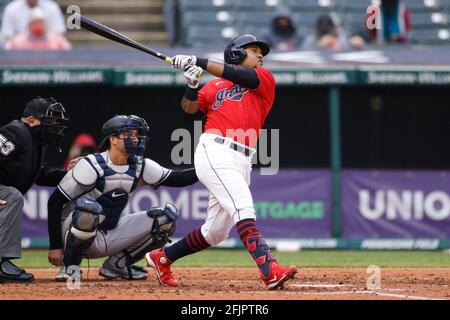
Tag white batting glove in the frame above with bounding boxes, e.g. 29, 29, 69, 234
184, 65, 203, 89
172, 55, 197, 70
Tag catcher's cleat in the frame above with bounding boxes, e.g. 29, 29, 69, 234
55, 265, 82, 282
145, 249, 178, 287
0, 260, 34, 284
99, 261, 147, 280
129, 265, 148, 274
261, 261, 297, 290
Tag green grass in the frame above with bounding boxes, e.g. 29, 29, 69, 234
15, 249, 450, 269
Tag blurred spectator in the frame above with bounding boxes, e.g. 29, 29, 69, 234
370, 0, 411, 44
1, 0, 66, 41
0, 0, 13, 26
64, 133, 98, 170
303, 15, 365, 51
0, 0, 13, 47
5, 7, 71, 50
262, 8, 304, 51
164, 0, 179, 47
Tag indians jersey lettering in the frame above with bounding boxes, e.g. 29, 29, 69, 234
213, 84, 248, 109
198, 68, 275, 147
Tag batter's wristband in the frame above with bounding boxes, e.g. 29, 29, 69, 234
196, 58, 209, 70
184, 86, 198, 101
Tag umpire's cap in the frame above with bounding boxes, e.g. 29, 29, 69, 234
224, 34, 270, 65
23, 96, 66, 119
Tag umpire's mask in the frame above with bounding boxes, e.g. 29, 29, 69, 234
24, 97, 69, 152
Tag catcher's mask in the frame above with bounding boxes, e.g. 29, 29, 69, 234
99, 115, 149, 157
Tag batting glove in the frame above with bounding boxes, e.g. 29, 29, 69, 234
172, 55, 197, 70
184, 65, 203, 89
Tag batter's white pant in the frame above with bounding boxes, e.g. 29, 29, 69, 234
194, 133, 257, 246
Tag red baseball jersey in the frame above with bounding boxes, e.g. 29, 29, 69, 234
198, 67, 275, 148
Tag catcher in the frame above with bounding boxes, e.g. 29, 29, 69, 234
47, 114, 199, 282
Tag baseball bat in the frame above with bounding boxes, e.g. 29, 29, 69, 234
77, 14, 172, 64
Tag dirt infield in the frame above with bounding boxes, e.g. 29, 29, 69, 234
0, 267, 449, 300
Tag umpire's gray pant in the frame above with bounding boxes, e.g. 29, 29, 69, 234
0, 185, 24, 259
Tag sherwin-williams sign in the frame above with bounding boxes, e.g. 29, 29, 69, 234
21, 169, 332, 245
0, 67, 111, 85
342, 170, 450, 238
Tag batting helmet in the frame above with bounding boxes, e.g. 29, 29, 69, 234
99, 115, 149, 156
224, 34, 270, 65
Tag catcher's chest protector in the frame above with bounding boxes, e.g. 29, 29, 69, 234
86, 152, 144, 196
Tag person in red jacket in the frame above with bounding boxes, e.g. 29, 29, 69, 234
64, 134, 98, 171
5, 7, 71, 50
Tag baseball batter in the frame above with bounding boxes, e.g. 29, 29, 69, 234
47, 115, 199, 281
146, 35, 297, 290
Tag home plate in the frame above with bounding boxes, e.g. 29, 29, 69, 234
290, 284, 351, 288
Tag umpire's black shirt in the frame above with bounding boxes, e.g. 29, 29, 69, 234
0, 120, 66, 194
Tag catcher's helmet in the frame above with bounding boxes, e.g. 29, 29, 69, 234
99, 115, 149, 156
224, 34, 270, 65
23, 96, 69, 151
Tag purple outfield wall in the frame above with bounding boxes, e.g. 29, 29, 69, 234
342, 170, 450, 238
22, 169, 450, 244
21, 169, 332, 242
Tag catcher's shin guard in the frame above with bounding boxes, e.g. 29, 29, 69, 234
146, 203, 178, 244
63, 200, 101, 266
99, 203, 179, 279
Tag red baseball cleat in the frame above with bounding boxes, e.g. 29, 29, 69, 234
145, 249, 178, 287
261, 261, 297, 290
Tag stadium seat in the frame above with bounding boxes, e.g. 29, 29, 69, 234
410, 27, 450, 43
410, 12, 449, 27
234, 0, 281, 11
406, 0, 442, 11
182, 11, 233, 26
185, 26, 236, 47
284, 0, 337, 11
292, 11, 342, 31
237, 11, 275, 27
292, 11, 333, 25
334, 0, 376, 12
340, 11, 369, 33
240, 26, 270, 39
178, 0, 233, 11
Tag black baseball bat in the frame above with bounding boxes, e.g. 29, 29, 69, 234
76, 14, 172, 64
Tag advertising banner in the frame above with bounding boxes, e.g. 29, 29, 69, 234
342, 170, 450, 238
21, 169, 332, 246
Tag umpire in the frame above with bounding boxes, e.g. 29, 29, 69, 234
0, 97, 73, 283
